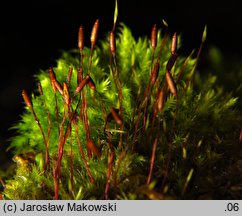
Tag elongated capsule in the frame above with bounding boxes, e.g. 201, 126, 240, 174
78, 25, 84, 51
49, 68, 63, 95
75, 75, 90, 94
63, 82, 70, 106
110, 107, 122, 125
22, 89, 33, 109
67, 67, 73, 85
88, 76, 96, 91
90, 19, 99, 48
77, 67, 83, 85
109, 31, 116, 54
171, 32, 177, 55
54, 80, 63, 95
166, 54, 178, 71
106, 108, 119, 122
165, 70, 177, 96
87, 139, 101, 158
49, 67, 57, 93
157, 89, 165, 112
150, 62, 160, 85
150, 24, 157, 50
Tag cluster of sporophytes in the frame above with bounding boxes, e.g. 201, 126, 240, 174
1, 13, 242, 200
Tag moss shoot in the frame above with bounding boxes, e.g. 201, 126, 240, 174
1, 16, 242, 200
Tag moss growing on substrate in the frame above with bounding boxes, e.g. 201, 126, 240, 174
1, 21, 242, 200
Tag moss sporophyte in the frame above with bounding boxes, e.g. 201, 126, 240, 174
1, 6, 242, 199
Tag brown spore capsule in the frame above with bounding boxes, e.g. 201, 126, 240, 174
150, 24, 157, 50
49, 67, 57, 93
78, 25, 84, 51
67, 67, 73, 85
54, 80, 63, 95
165, 70, 177, 96
77, 67, 83, 85
88, 76, 96, 91
87, 139, 101, 158
157, 89, 165, 112
75, 75, 90, 94
22, 89, 33, 109
110, 107, 122, 126
49, 67, 63, 95
63, 82, 70, 106
90, 19, 99, 48
171, 32, 177, 55
109, 31, 116, 55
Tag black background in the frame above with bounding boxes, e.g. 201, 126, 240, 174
0, 0, 242, 147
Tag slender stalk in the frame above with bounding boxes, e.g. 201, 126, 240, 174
109, 30, 124, 148
78, 20, 101, 158
55, 107, 73, 199
113, 149, 126, 187
132, 29, 168, 148
186, 25, 207, 88
38, 83, 52, 172
69, 125, 74, 198
142, 62, 160, 133
54, 94, 60, 133
22, 89, 49, 170
149, 85, 166, 140
74, 123, 95, 183
105, 151, 115, 199
55, 111, 67, 181
110, 31, 123, 111
147, 137, 158, 184
53, 157, 58, 200
176, 50, 194, 84
132, 111, 141, 151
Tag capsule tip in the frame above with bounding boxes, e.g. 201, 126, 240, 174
22, 89, 33, 109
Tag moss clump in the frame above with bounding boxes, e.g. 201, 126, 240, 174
1, 20, 242, 200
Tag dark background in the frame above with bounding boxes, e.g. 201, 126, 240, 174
0, 0, 242, 152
